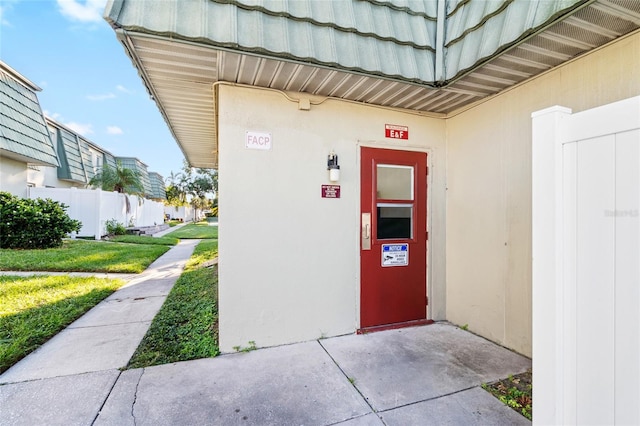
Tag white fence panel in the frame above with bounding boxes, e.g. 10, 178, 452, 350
28, 188, 165, 239
532, 97, 640, 425
164, 205, 197, 222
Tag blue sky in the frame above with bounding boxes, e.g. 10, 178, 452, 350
1, 0, 186, 180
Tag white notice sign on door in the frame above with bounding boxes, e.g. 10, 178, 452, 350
381, 243, 408, 267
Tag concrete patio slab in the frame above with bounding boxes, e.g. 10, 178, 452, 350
334, 413, 385, 425
0, 370, 119, 426
379, 386, 530, 425
0, 322, 150, 384
320, 323, 531, 412
95, 341, 372, 426
93, 369, 143, 426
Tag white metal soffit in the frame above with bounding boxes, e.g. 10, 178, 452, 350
111, 0, 640, 168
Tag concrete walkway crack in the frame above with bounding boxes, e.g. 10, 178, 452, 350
317, 340, 387, 425
91, 370, 121, 425
131, 368, 144, 426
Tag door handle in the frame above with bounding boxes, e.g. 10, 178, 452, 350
362, 213, 371, 250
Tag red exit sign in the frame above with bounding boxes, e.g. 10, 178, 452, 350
385, 124, 409, 140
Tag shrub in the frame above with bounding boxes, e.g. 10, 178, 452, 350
0, 192, 82, 249
105, 219, 127, 236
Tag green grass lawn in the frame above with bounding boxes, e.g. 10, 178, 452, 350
0, 275, 124, 373
0, 240, 171, 273
127, 239, 219, 368
109, 235, 179, 246
164, 222, 218, 239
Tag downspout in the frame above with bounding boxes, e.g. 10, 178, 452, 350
434, 0, 447, 85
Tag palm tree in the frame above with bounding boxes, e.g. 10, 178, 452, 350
89, 161, 144, 195
165, 170, 187, 206
89, 161, 144, 214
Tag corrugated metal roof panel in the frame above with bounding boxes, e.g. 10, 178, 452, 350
444, 0, 587, 79
106, 0, 437, 83
0, 69, 59, 166
56, 127, 87, 183
79, 138, 95, 181
105, 0, 640, 168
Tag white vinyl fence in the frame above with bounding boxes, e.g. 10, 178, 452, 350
164, 205, 202, 222
29, 187, 165, 239
532, 97, 640, 425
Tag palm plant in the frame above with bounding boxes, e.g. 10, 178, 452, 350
89, 161, 145, 214
89, 161, 144, 195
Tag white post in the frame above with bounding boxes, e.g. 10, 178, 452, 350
531, 105, 572, 426
95, 188, 102, 240
69, 187, 78, 239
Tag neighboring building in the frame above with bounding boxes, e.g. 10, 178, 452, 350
0, 60, 166, 201
105, 0, 640, 356
148, 171, 167, 201
114, 156, 153, 197
0, 61, 59, 198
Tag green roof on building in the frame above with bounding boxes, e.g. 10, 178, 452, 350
0, 62, 59, 166
55, 126, 89, 183
105, 0, 640, 168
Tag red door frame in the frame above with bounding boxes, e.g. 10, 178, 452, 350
359, 147, 431, 332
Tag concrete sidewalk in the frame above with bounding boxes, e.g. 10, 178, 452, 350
1, 320, 531, 425
0, 239, 199, 384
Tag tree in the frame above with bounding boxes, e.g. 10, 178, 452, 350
165, 160, 217, 210
165, 170, 187, 207
89, 161, 144, 195
89, 161, 145, 214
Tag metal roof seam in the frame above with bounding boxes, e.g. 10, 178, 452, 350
218, 0, 435, 50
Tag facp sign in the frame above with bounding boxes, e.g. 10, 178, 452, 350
385, 124, 409, 140
246, 131, 272, 150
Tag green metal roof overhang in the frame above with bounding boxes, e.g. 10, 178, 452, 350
105, 0, 640, 169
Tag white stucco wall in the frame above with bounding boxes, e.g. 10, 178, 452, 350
217, 85, 446, 352
26, 165, 78, 189
0, 157, 28, 198
445, 31, 640, 357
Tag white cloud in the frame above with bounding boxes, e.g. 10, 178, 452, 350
56, 0, 106, 24
86, 93, 116, 101
64, 122, 94, 136
44, 111, 64, 121
107, 126, 123, 135
116, 85, 131, 94
0, 1, 19, 27
0, 6, 10, 26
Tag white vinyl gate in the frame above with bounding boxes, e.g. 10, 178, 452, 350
532, 97, 640, 425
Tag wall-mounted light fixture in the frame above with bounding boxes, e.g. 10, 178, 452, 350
327, 150, 340, 182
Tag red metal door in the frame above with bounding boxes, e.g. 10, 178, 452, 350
360, 147, 428, 330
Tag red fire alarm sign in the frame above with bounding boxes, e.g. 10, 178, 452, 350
385, 124, 409, 140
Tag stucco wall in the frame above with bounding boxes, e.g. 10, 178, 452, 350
217, 85, 446, 352
0, 157, 28, 198
445, 31, 640, 357
27, 165, 77, 189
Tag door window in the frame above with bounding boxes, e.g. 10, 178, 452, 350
376, 164, 414, 240
376, 165, 413, 200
